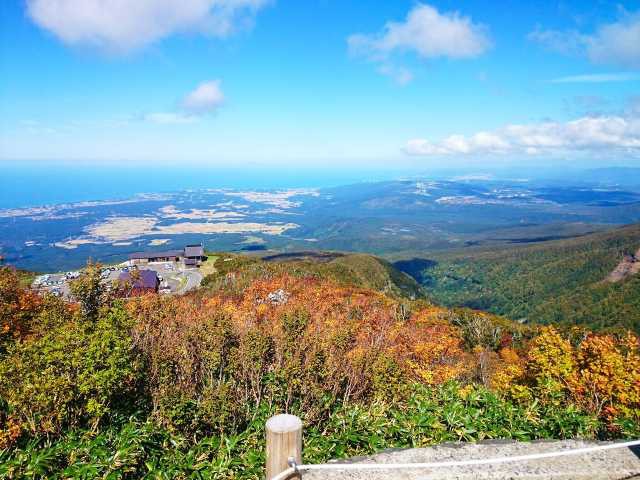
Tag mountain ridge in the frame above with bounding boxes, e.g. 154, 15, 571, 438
393, 223, 640, 332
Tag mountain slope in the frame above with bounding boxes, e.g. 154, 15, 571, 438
202, 251, 426, 300
1, 253, 638, 479
394, 223, 640, 332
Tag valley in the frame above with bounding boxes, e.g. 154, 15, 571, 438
393, 223, 640, 333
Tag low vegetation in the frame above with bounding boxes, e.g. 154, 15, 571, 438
0, 259, 638, 478
395, 224, 640, 332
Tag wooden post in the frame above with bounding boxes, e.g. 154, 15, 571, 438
266, 414, 302, 480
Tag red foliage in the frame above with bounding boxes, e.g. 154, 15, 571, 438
0, 267, 41, 345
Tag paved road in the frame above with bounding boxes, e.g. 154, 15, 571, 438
140, 262, 203, 294
176, 268, 203, 295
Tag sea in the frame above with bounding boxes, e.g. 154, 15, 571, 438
1, 161, 416, 209
2, 161, 621, 210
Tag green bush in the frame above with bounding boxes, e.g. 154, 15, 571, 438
0, 303, 141, 440
0, 382, 605, 480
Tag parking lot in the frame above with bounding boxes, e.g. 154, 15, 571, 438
33, 261, 203, 298
32, 271, 78, 298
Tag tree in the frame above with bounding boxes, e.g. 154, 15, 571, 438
0, 267, 40, 352
69, 262, 107, 321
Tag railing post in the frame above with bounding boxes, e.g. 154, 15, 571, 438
266, 414, 302, 480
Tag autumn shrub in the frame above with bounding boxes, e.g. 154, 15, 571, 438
572, 331, 640, 431
525, 326, 576, 400
0, 302, 141, 446
128, 275, 473, 437
1, 262, 639, 477
70, 262, 124, 320
128, 274, 640, 441
394, 307, 471, 385
492, 326, 640, 435
0, 267, 41, 352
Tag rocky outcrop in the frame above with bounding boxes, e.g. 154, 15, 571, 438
606, 248, 640, 283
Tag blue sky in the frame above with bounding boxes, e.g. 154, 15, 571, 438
1, 0, 640, 169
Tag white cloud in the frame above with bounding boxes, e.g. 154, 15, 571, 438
349, 3, 490, 60
530, 12, 640, 68
348, 3, 490, 84
26, 0, 269, 53
405, 114, 640, 157
146, 80, 224, 124
182, 80, 225, 114
551, 72, 640, 83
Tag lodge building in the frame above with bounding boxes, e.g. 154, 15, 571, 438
128, 244, 205, 266
118, 269, 160, 296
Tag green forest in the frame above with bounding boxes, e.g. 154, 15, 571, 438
395, 224, 640, 333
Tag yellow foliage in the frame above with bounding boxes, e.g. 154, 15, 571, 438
458, 384, 475, 399
491, 326, 640, 429
574, 333, 640, 420
526, 326, 576, 397
491, 347, 529, 400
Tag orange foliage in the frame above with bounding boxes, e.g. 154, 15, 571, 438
490, 347, 529, 400
395, 307, 470, 385
2, 263, 639, 438
128, 275, 472, 430
128, 274, 639, 432
0, 267, 41, 346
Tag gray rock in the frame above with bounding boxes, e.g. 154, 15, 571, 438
267, 289, 289, 305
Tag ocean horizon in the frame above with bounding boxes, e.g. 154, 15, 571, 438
1, 162, 419, 209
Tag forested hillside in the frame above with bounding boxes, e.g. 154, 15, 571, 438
203, 251, 426, 300
394, 224, 640, 332
0, 258, 638, 478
